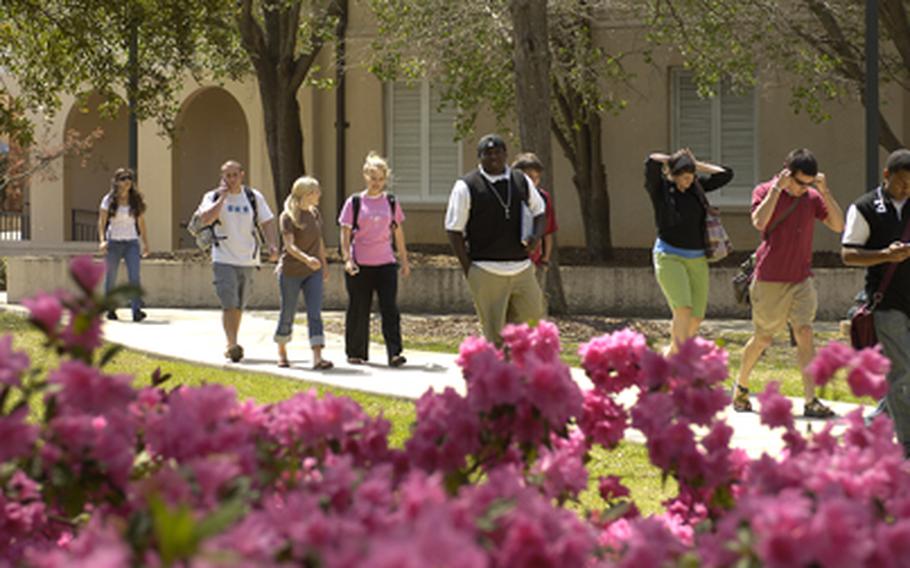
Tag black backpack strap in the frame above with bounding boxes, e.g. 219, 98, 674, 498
351, 195, 362, 232
387, 193, 398, 229
243, 186, 265, 258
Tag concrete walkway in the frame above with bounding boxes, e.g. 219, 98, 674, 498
1, 302, 869, 458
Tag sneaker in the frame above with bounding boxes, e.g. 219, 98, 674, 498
106, 310, 118, 321
225, 344, 244, 363
732, 385, 753, 413
132, 310, 147, 322
804, 397, 835, 419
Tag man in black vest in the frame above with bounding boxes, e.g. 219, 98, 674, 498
842, 148, 910, 455
445, 134, 547, 345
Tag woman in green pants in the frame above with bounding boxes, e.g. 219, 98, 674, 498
644, 149, 733, 353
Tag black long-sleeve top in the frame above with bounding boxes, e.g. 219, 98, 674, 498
644, 157, 734, 250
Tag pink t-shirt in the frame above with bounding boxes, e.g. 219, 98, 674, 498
751, 179, 829, 283
338, 191, 405, 266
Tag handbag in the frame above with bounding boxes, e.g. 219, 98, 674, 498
730, 194, 804, 306
849, 217, 910, 349
691, 181, 733, 263
705, 208, 732, 263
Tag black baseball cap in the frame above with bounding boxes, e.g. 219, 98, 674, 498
477, 134, 506, 157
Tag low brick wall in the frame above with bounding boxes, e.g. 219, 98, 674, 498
6, 256, 864, 320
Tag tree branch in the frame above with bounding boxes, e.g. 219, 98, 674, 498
290, 0, 346, 88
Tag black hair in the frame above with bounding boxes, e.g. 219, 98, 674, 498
784, 148, 818, 177
511, 152, 544, 173
668, 150, 696, 176
885, 148, 910, 175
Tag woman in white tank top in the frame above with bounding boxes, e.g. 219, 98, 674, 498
97, 168, 150, 322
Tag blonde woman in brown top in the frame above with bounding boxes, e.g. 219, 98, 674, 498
274, 176, 332, 369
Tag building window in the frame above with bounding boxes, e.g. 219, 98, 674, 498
386, 81, 461, 202
671, 69, 757, 205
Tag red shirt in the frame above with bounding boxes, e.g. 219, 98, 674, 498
751, 179, 828, 283
530, 189, 558, 265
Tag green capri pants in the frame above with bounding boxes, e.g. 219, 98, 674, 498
653, 251, 709, 318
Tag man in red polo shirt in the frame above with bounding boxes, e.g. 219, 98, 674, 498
732, 148, 845, 418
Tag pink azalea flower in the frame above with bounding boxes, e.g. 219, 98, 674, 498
579, 389, 628, 449
48, 361, 135, 415
846, 348, 890, 400
806, 341, 854, 387
579, 329, 647, 393
757, 382, 794, 431
524, 359, 583, 427
69, 255, 106, 293
532, 430, 589, 499
598, 475, 631, 501
0, 335, 29, 387
21, 291, 63, 334
0, 407, 38, 463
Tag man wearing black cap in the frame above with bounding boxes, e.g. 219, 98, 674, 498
445, 133, 547, 344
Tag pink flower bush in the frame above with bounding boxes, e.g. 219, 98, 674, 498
3, 258, 909, 566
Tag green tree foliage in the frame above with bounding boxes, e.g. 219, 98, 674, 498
644, 0, 910, 151
369, 0, 634, 259
0, 0, 345, 205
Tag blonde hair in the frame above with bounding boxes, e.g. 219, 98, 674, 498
283, 176, 321, 228
362, 151, 391, 181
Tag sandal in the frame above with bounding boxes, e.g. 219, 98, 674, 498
389, 355, 407, 368
225, 344, 244, 363
313, 360, 334, 370
277, 359, 290, 368
732, 385, 752, 413
804, 397, 835, 419
347, 357, 366, 365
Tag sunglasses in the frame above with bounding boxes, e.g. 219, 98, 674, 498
116, 175, 133, 182
793, 177, 814, 187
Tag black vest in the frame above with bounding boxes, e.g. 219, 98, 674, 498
463, 169, 529, 261
853, 186, 910, 316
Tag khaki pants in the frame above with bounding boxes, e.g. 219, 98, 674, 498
750, 277, 817, 337
467, 265, 544, 345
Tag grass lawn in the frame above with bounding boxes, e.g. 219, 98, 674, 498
1, 310, 672, 514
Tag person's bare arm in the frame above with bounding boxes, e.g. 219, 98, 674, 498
842, 243, 910, 267
137, 214, 149, 257
447, 230, 471, 276
394, 224, 411, 278
98, 209, 109, 251
815, 173, 845, 233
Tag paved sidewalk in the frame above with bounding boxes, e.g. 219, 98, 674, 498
1, 302, 870, 458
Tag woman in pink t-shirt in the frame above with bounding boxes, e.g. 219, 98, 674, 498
338, 152, 410, 367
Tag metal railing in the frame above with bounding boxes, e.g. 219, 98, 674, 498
0, 210, 30, 241
71, 208, 99, 242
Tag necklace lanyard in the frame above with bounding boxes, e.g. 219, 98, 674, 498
482, 175, 512, 220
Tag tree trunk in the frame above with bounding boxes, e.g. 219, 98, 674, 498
572, 115, 612, 260
509, 0, 568, 314
256, 72, 306, 207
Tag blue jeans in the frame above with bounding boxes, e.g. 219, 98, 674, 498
105, 239, 142, 314
875, 309, 910, 456
274, 271, 325, 347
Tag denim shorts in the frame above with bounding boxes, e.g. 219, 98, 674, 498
213, 263, 255, 309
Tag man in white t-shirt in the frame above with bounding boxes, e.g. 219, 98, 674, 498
196, 160, 278, 362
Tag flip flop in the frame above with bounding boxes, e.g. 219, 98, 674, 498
277, 359, 290, 368
389, 355, 407, 368
313, 360, 334, 370
347, 357, 366, 365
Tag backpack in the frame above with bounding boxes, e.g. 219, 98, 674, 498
187, 186, 262, 255
346, 193, 398, 253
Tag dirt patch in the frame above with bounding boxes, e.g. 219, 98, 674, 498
322, 312, 675, 347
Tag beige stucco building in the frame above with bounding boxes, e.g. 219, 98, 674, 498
8, 9, 910, 256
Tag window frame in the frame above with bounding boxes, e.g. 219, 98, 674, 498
385, 80, 463, 205
670, 69, 759, 207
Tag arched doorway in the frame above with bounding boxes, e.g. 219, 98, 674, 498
63, 93, 129, 241
172, 87, 249, 249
